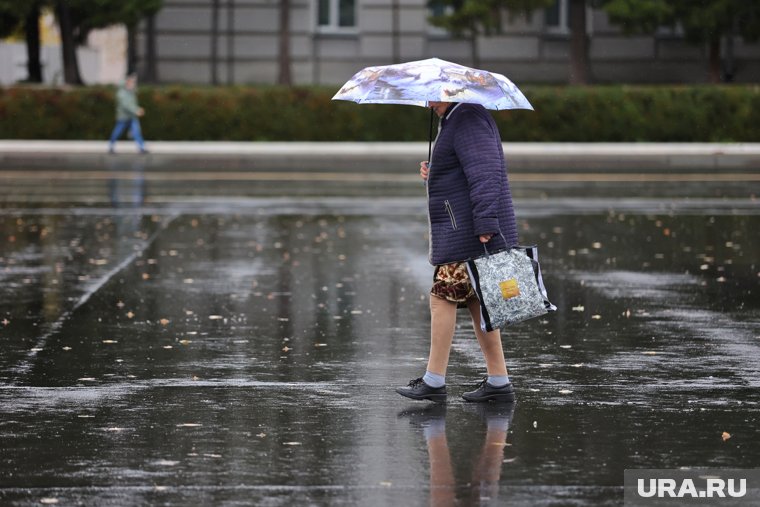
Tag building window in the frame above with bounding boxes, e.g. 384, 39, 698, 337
545, 0, 569, 34
318, 0, 356, 31
427, 2, 453, 36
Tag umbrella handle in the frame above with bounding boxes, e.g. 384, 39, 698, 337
428, 107, 434, 165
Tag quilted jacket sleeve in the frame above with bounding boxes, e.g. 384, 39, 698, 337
453, 109, 504, 237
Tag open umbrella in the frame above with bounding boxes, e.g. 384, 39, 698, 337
332, 58, 534, 161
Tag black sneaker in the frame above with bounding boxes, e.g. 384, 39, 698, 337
462, 377, 516, 403
395, 377, 447, 403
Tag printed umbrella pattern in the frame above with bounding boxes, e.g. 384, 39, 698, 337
332, 57, 533, 111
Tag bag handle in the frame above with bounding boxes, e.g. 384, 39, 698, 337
481, 228, 504, 257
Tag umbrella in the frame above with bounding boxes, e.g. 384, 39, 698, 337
331, 57, 533, 161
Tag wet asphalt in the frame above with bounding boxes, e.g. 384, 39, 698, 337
1, 155, 759, 506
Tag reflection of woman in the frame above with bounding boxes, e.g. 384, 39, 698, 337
399, 403, 515, 506
396, 101, 517, 403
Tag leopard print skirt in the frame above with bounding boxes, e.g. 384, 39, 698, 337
430, 262, 476, 308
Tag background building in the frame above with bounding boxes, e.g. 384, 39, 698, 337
135, 0, 760, 85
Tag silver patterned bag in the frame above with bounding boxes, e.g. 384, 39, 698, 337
466, 245, 556, 331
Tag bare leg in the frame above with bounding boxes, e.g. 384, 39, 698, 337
427, 432, 456, 507
426, 295, 458, 376
467, 298, 508, 376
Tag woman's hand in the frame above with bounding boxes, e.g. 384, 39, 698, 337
420, 161, 429, 181
479, 234, 493, 243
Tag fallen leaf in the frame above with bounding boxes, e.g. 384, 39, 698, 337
722, 431, 731, 442
39, 498, 59, 505
176, 423, 202, 428
572, 305, 584, 312
153, 460, 179, 466
559, 389, 573, 395
159, 318, 170, 326
126, 311, 135, 319
591, 314, 602, 320
102, 340, 117, 344
283, 441, 301, 446
179, 340, 192, 345
282, 346, 291, 352
209, 315, 223, 320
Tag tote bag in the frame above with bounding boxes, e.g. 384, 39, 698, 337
466, 245, 556, 332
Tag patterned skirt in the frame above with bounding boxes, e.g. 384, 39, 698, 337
430, 262, 476, 308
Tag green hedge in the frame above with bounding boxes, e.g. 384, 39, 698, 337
2, 84, 759, 142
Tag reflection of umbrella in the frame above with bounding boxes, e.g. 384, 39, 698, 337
332, 58, 533, 160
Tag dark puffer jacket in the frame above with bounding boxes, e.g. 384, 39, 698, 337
427, 102, 518, 265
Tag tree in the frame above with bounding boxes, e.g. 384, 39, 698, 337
568, 0, 588, 84
601, 0, 760, 83
428, 0, 554, 68
278, 0, 292, 85
0, 0, 44, 82
55, 0, 163, 84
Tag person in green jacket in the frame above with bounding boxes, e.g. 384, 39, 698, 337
108, 74, 147, 154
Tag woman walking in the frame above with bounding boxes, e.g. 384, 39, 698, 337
396, 101, 518, 404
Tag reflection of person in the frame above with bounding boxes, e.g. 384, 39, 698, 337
399, 403, 515, 506
396, 101, 517, 403
106, 155, 146, 207
108, 74, 148, 154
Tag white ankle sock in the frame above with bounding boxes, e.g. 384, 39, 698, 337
487, 375, 510, 387
423, 371, 445, 388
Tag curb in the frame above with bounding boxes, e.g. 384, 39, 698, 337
1, 141, 760, 172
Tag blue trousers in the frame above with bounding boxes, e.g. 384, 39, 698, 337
108, 118, 145, 150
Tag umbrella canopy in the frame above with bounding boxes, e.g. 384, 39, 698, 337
331, 57, 533, 111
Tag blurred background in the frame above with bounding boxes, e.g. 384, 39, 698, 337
2, 0, 759, 143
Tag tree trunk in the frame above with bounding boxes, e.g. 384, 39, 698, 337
211, 0, 219, 85
568, 0, 588, 85
278, 0, 292, 85
145, 14, 157, 83
708, 37, 721, 84
127, 24, 138, 75
470, 33, 480, 68
55, 0, 83, 85
24, 3, 42, 82
391, 0, 400, 63
227, 0, 235, 84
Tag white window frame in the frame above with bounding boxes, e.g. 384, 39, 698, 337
544, 0, 593, 36
544, 0, 569, 35
316, 0, 358, 34
427, 3, 454, 37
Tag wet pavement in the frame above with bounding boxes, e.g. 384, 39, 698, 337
1, 155, 759, 506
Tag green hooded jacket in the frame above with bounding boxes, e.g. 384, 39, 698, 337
115, 82, 141, 121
